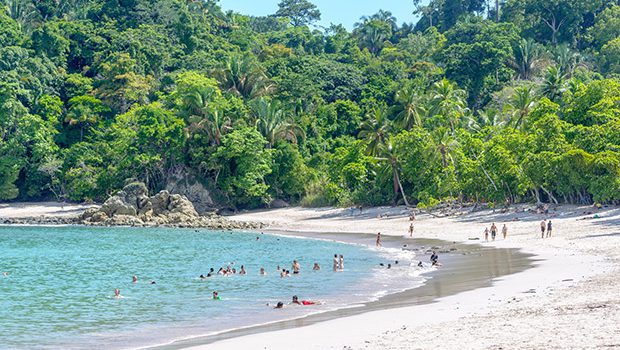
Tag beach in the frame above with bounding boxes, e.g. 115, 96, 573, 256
199, 204, 620, 350
1, 203, 619, 349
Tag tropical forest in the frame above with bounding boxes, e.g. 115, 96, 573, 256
1, 0, 620, 209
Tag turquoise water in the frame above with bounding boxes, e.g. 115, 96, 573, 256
0, 226, 423, 349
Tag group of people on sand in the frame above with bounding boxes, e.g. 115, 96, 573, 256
483, 223, 508, 241
540, 219, 553, 238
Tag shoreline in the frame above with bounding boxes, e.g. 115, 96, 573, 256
186, 205, 619, 350
153, 230, 534, 350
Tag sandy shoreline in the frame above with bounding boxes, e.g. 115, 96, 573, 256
199, 205, 620, 350
1, 202, 619, 349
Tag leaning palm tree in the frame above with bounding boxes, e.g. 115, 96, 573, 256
507, 85, 536, 129
213, 55, 274, 100
509, 38, 547, 80
358, 106, 391, 156
375, 138, 410, 206
391, 85, 427, 130
251, 98, 304, 147
429, 79, 468, 133
540, 66, 566, 102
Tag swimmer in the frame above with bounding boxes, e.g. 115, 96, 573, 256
206, 268, 215, 277
274, 301, 284, 309
394, 260, 399, 264
313, 262, 320, 271
256, 236, 260, 240
417, 261, 423, 268
260, 267, 267, 275
212, 291, 221, 300
292, 260, 300, 274
292, 295, 317, 306
430, 251, 438, 265
240, 265, 246, 275
277, 265, 281, 272
199, 274, 206, 279
376, 232, 382, 247
132, 275, 138, 283
114, 288, 123, 299
218, 267, 225, 275
333, 254, 339, 271
3, 271, 9, 276
387, 263, 391, 269
150, 281, 156, 284
231, 268, 237, 274
339, 255, 344, 270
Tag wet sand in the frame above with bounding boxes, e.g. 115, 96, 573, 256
154, 231, 534, 350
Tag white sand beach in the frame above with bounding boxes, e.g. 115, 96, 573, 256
1, 202, 618, 349
194, 204, 620, 350
0, 202, 98, 219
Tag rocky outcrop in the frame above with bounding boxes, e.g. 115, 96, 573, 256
78, 182, 261, 230
165, 169, 214, 215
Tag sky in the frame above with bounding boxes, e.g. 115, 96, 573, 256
218, 0, 420, 31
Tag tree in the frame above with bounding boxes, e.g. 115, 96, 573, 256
65, 95, 109, 142
209, 127, 273, 207
540, 66, 566, 102
428, 79, 468, 132
522, 0, 601, 44
353, 15, 393, 55
509, 38, 547, 80
507, 85, 536, 128
251, 98, 304, 147
214, 54, 274, 100
391, 85, 427, 130
275, 0, 321, 27
588, 4, 620, 49
358, 106, 391, 156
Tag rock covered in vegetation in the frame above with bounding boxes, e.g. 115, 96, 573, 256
79, 182, 260, 229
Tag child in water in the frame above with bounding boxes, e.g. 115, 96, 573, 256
212, 291, 221, 300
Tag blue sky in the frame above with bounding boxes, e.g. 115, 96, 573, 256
218, 0, 420, 30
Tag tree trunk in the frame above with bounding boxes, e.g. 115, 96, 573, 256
392, 162, 410, 207
541, 185, 558, 204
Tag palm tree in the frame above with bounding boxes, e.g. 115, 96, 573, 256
551, 44, 586, 78
358, 106, 391, 156
540, 66, 566, 102
187, 106, 231, 147
432, 129, 460, 169
375, 138, 410, 206
213, 55, 274, 100
391, 85, 427, 130
4, 0, 39, 33
429, 79, 468, 133
251, 98, 304, 147
466, 109, 506, 133
509, 39, 547, 80
507, 85, 536, 129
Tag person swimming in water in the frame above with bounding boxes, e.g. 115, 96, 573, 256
206, 268, 215, 277
387, 263, 391, 269
417, 261, 424, 268
274, 302, 284, 309
292, 260, 300, 274
212, 291, 221, 300
313, 263, 320, 271
292, 295, 316, 306
240, 265, 247, 275
260, 267, 267, 275
114, 289, 123, 299
132, 275, 138, 283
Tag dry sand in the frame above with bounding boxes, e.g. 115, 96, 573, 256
0, 202, 98, 219
196, 204, 620, 350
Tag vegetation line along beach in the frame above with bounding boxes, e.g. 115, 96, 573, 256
1, 0, 620, 348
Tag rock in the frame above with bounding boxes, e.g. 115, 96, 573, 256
269, 199, 289, 208
166, 168, 214, 215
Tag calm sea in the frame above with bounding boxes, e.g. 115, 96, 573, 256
0, 226, 426, 349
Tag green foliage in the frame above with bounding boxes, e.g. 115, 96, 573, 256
276, 0, 321, 27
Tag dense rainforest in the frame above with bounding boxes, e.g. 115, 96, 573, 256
1, 0, 620, 209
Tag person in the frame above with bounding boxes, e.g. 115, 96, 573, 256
218, 267, 225, 275
387, 263, 391, 269
430, 251, 438, 265
199, 274, 207, 279
338, 255, 344, 271
333, 254, 339, 271
408, 223, 414, 237
150, 281, 156, 284
417, 261, 424, 268
206, 268, 215, 277
410, 212, 416, 221
292, 295, 316, 306
540, 220, 547, 238
132, 275, 138, 283
376, 232, 382, 247
114, 289, 123, 299
256, 236, 260, 241
2, 272, 8, 276
547, 220, 553, 238
274, 302, 284, 309
239, 265, 247, 275
276, 265, 281, 272
313, 263, 320, 271
292, 260, 301, 274
231, 268, 237, 274
484, 227, 489, 241
259, 267, 267, 275
502, 224, 508, 239
212, 291, 221, 300
490, 223, 497, 241
280, 269, 286, 278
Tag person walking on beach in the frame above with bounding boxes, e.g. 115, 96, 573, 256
502, 224, 508, 239
339, 255, 344, 270
484, 227, 489, 241
333, 254, 339, 271
408, 223, 414, 237
547, 220, 553, 238
376, 232, 382, 247
540, 220, 547, 238
490, 223, 497, 241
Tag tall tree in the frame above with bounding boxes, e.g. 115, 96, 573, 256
275, 0, 321, 27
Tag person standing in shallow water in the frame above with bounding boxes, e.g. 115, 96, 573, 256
502, 224, 508, 239
540, 219, 547, 238
484, 227, 489, 241
408, 223, 414, 237
338, 255, 344, 271
547, 220, 553, 238
490, 223, 497, 241
376, 232, 382, 247
333, 254, 339, 271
